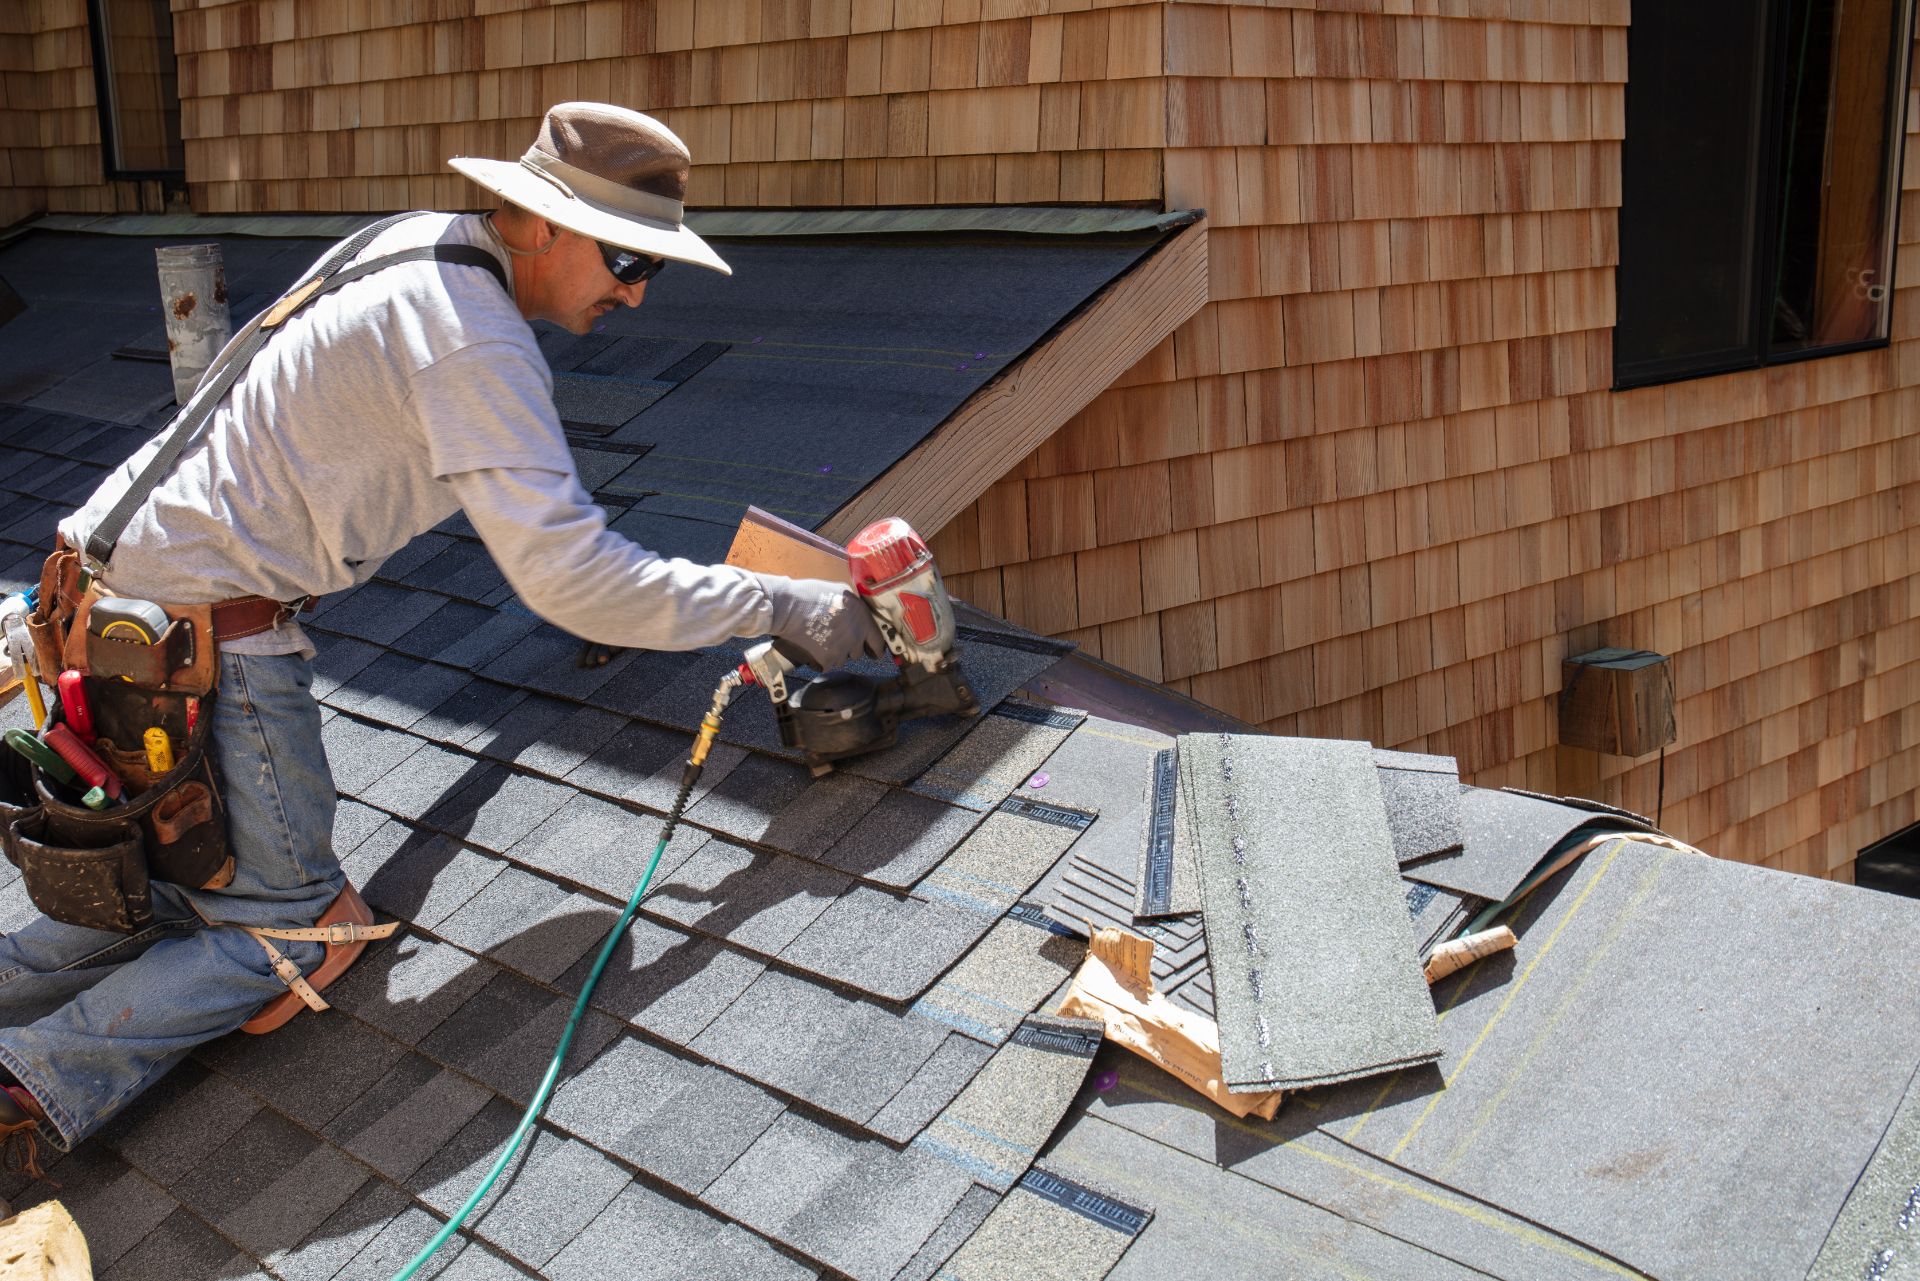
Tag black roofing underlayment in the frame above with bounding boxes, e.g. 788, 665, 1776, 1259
8, 226, 1920, 1280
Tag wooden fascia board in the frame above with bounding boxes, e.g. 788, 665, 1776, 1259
819, 216, 1210, 543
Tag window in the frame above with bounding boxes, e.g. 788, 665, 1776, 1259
1857, 823, 1920, 898
1615, 0, 1915, 389
85, 0, 185, 178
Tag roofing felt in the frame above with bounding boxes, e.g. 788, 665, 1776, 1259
5, 226, 1920, 1281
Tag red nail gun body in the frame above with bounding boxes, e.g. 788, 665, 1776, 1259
743, 518, 979, 775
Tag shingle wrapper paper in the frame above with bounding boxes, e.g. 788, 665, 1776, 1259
1183, 734, 1441, 1092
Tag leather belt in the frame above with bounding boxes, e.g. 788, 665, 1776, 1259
211, 594, 312, 642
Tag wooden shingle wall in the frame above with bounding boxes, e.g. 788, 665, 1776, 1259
933, 2, 1920, 884
169, 0, 1173, 213
1, 0, 171, 227
150, 0, 1920, 879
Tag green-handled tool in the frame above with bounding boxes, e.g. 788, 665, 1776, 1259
4, 728, 78, 788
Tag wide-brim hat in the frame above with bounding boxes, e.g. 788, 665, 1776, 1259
450, 102, 731, 276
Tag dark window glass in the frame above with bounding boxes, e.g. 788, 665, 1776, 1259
1616, 0, 1914, 389
1615, 1, 1772, 384
1858, 824, 1920, 899
87, 0, 185, 177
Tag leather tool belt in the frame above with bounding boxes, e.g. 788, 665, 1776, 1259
7, 212, 503, 956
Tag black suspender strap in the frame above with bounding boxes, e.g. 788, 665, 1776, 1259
84, 214, 513, 566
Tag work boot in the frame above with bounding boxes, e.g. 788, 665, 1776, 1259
0, 1086, 50, 1183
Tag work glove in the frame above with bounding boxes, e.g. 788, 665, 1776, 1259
755, 573, 887, 672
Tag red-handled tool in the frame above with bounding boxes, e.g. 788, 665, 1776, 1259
56, 670, 94, 742
41, 723, 123, 801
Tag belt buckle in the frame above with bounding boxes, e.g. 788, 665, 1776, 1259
323, 922, 360, 946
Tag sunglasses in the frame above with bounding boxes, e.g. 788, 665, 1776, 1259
597, 240, 668, 286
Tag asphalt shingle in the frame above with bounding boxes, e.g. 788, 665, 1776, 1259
547, 1033, 786, 1195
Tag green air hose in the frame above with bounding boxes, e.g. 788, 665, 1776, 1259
390, 669, 745, 1281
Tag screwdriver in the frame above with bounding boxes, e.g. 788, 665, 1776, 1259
3, 728, 79, 788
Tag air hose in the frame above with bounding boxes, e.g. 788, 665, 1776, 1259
391, 668, 746, 1281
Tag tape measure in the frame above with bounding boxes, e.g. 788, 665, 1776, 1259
87, 598, 169, 646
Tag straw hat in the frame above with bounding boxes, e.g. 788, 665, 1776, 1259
450, 102, 731, 276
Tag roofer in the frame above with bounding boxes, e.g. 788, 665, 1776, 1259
0, 103, 883, 1171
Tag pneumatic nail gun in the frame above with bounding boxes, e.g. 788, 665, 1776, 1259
741, 518, 979, 776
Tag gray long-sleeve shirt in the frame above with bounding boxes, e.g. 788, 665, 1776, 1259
60, 212, 777, 656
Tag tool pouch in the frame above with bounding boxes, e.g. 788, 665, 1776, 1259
25, 544, 84, 687
66, 589, 215, 697
1, 692, 232, 935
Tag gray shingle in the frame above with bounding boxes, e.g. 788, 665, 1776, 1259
480, 625, 633, 704
329, 1054, 495, 1183
95, 1059, 263, 1187
935, 1162, 1152, 1281
344, 823, 506, 929
691, 967, 946, 1125
547, 1033, 785, 1194
557, 913, 766, 1046
706, 1111, 974, 1281
867, 1033, 997, 1144
320, 714, 426, 795
171, 1109, 372, 1259
911, 1015, 1102, 1191
683, 750, 819, 844
471, 696, 626, 779
433, 606, 543, 671
543, 1181, 734, 1281
437, 867, 618, 984
918, 805, 1091, 920
467, 1133, 631, 1270
309, 636, 384, 701
195, 1008, 407, 1131
259, 1176, 416, 1281
562, 717, 691, 800
420, 968, 620, 1105
1413, 786, 1651, 902
506, 793, 710, 900
896, 1184, 998, 1281
102, 1208, 259, 1281
333, 798, 394, 859
1374, 748, 1464, 865
913, 916, 1086, 1046
804, 894, 994, 1001
314, 580, 451, 645
407, 540, 511, 606
326, 931, 500, 1046
580, 647, 705, 719
329, 653, 474, 731
909, 706, 1082, 811
1184, 734, 1440, 1092
424, 766, 575, 854
412, 678, 526, 748
393, 597, 521, 667
12, 1145, 175, 1273
359, 740, 493, 821
332, 1203, 485, 1281
645, 840, 848, 957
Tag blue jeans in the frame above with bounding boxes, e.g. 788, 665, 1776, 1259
0, 652, 342, 1151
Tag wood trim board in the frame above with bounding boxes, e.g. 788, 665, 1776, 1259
820, 216, 1210, 543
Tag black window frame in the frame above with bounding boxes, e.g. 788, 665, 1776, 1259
83, 0, 187, 182
1615, 0, 1917, 391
